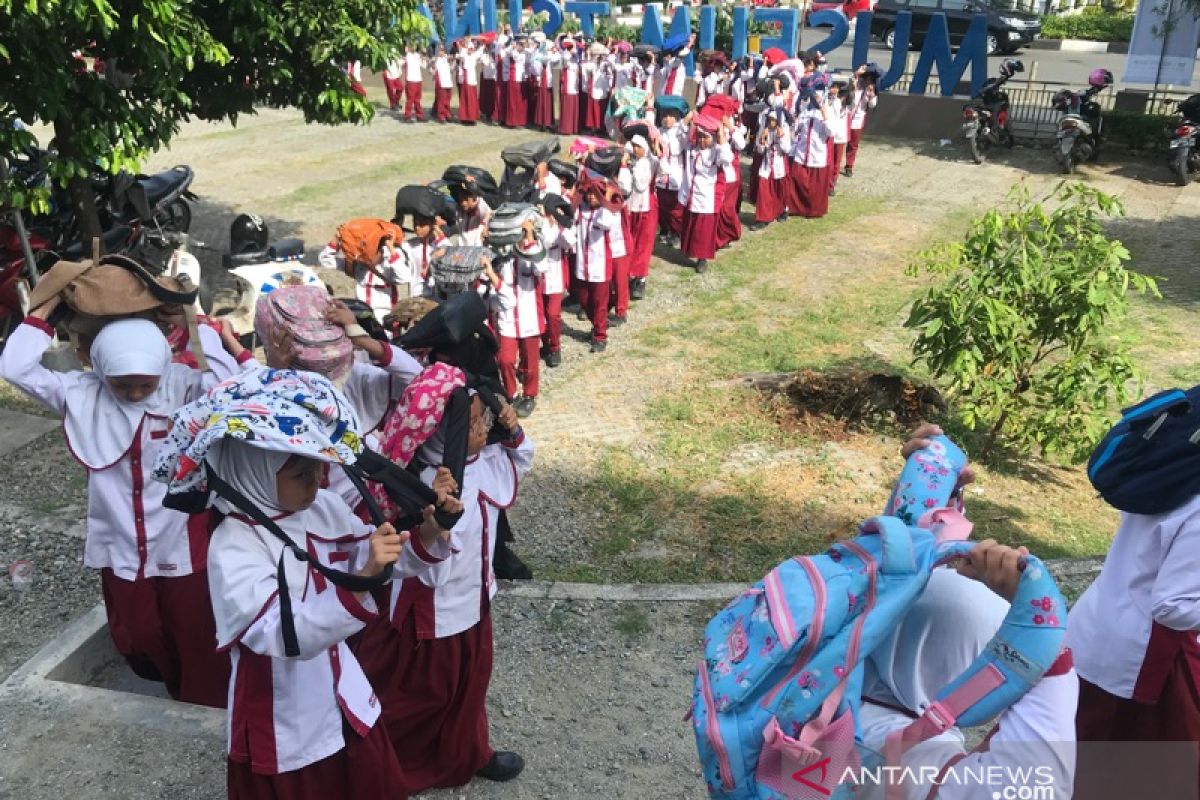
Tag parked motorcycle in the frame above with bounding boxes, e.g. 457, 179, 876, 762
1051, 68, 1113, 174
962, 58, 1024, 164
1169, 94, 1200, 187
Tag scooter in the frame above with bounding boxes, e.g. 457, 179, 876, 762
1051, 68, 1113, 174
962, 58, 1023, 164
1169, 94, 1200, 187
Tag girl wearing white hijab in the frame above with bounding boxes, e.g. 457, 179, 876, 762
858, 553, 1079, 800
0, 299, 248, 706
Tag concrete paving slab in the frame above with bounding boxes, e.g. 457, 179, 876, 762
0, 408, 59, 457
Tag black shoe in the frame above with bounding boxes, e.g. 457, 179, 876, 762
514, 395, 537, 418
576, 308, 588, 321
477, 751, 525, 782
777, 212, 790, 223
695, 259, 709, 274
630, 278, 646, 300
829, 187, 837, 197
590, 339, 607, 353
842, 166, 853, 178
493, 540, 533, 580
749, 222, 767, 231
545, 349, 561, 368
609, 314, 626, 327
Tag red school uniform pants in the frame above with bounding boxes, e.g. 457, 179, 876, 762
542, 292, 564, 354
657, 186, 683, 238
383, 76, 404, 109
498, 334, 541, 398
845, 125, 865, 169
574, 277, 610, 343
829, 142, 847, 190
404, 81, 425, 120
433, 85, 453, 121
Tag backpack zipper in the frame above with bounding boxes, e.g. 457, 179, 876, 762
698, 661, 736, 791
761, 556, 827, 709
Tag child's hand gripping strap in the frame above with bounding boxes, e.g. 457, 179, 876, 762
205, 462, 394, 658
882, 542, 1068, 800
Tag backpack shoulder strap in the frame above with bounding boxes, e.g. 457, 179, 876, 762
98, 254, 198, 306
860, 516, 917, 575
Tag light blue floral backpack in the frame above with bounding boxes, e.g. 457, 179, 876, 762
690, 437, 1068, 799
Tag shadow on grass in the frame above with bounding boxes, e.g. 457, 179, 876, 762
1107, 211, 1200, 308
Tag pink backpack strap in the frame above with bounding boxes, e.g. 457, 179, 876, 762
882, 664, 1006, 800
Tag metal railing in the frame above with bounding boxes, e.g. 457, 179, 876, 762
891, 69, 1194, 139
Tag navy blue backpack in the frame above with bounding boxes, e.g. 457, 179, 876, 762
1088, 386, 1200, 515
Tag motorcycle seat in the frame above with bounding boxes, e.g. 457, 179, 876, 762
139, 166, 194, 207
62, 225, 134, 260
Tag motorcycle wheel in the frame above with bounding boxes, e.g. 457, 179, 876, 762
155, 198, 192, 234
1001, 128, 1015, 149
968, 136, 989, 165
1060, 152, 1075, 175
1175, 147, 1193, 187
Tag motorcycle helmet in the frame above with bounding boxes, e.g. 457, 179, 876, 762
1088, 68, 1113, 89
230, 213, 268, 256
999, 59, 1024, 79
1051, 88, 1074, 112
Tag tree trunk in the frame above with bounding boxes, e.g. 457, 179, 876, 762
52, 116, 103, 250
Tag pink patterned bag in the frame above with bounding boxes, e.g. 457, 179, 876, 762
253, 285, 354, 381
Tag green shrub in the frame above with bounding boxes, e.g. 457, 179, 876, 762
1102, 110, 1178, 153
905, 183, 1158, 463
1040, 8, 1134, 41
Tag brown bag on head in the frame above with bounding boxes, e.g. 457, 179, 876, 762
27, 251, 208, 369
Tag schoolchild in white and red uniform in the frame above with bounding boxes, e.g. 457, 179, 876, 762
431, 47, 455, 123
359, 375, 534, 792
535, 162, 563, 200
456, 189, 493, 248
844, 66, 877, 177
571, 179, 621, 352
403, 46, 426, 122
484, 228, 546, 416
399, 215, 450, 298
479, 44, 497, 122
346, 61, 366, 97
504, 39, 528, 128
531, 42, 557, 131
196, 424, 457, 800
316, 234, 407, 324
0, 313, 252, 708
715, 113, 747, 250
581, 51, 612, 134
456, 39, 482, 124
1068, 495, 1200, 798
618, 136, 659, 301
826, 77, 851, 194
537, 195, 575, 368
655, 35, 694, 97
656, 109, 688, 242
495, 42, 511, 127
679, 117, 732, 273
788, 85, 834, 219
557, 39, 581, 135
383, 54, 405, 110
751, 108, 792, 229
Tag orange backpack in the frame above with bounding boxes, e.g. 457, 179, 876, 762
336, 218, 405, 267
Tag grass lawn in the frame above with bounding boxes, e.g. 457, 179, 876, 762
550, 183, 1191, 584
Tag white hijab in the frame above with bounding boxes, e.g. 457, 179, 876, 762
65, 319, 175, 469
863, 568, 1009, 715
207, 437, 291, 515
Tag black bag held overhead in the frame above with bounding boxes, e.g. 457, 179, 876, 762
500, 138, 561, 170
1087, 386, 1200, 516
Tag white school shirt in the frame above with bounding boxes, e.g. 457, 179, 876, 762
499, 49, 512, 82
756, 128, 792, 179
433, 55, 453, 89
540, 223, 575, 296
725, 124, 748, 182
573, 206, 617, 283
481, 51, 497, 81
384, 58, 403, 81
697, 72, 722, 108
791, 107, 832, 168
619, 155, 658, 213
404, 52, 424, 82
1067, 494, 1200, 700
488, 242, 547, 339
679, 143, 733, 214
346, 61, 362, 82
658, 51, 691, 96
399, 233, 448, 298
857, 670, 1078, 800
607, 213, 627, 260
613, 60, 633, 91
0, 320, 248, 581
561, 59, 580, 95
508, 50, 525, 82
211, 491, 451, 774
537, 52, 558, 88
657, 125, 687, 191
584, 61, 611, 99
458, 50, 480, 86
829, 99, 851, 144
850, 87, 878, 129
387, 431, 535, 639
317, 242, 407, 323
459, 198, 492, 247
536, 171, 562, 200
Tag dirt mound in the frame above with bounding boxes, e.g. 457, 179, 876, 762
741, 369, 947, 429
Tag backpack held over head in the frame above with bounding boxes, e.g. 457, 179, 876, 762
430, 245, 495, 297
485, 203, 539, 249
691, 519, 1067, 799
1087, 386, 1200, 515
336, 218, 405, 268
253, 284, 354, 381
